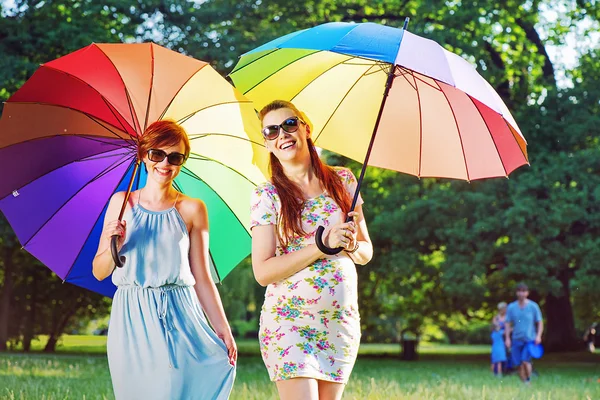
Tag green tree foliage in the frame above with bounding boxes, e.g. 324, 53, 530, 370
1, 0, 598, 352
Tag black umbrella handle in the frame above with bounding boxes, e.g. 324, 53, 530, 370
111, 235, 126, 268
110, 161, 141, 269
315, 226, 344, 255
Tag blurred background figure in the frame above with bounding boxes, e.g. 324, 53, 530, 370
583, 322, 597, 353
491, 302, 508, 376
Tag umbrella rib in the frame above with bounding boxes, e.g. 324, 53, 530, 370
439, 85, 470, 181
93, 44, 143, 135
21, 154, 134, 248
397, 67, 417, 91
176, 100, 255, 125
414, 69, 424, 177
41, 64, 138, 135
186, 153, 260, 187
5, 101, 133, 143
177, 166, 253, 238
507, 124, 529, 165
412, 72, 443, 92
83, 114, 137, 146
364, 62, 390, 76
100, 96, 139, 143
85, 118, 136, 150
466, 95, 509, 177
143, 43, 156, 133
228, 48, 279, 76
78, 150, 132, 162
290, 57, 383, 106
71, 135, 133, 150
62, 160, 139, 283
312, 64, 380, 144
239, 50, 328, 95
88, 154, 136, 183
0, 134, 132, 153
156, 64, 209, 122
1, 139, 134, 198
188, 132, 265, 147
122, 87, 142, 138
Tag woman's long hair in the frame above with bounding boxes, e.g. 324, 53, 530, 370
259, 100, 351, 247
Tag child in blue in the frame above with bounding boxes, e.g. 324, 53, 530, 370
505, 283, 543, 385
491, 302, 507, 376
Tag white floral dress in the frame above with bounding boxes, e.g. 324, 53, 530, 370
250, 167, 362, 383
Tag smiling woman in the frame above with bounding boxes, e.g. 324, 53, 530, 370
250, 100, 374, 400
91, 120, 237, 400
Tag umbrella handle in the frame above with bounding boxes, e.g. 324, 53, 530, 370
315, 226, 344, 255
111, 235, 126, 268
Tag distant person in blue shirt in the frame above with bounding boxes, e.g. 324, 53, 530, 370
504, 283, 543, 384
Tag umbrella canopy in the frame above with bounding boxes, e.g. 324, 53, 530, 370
230, 21, 528, 182
0, 43, 265, 297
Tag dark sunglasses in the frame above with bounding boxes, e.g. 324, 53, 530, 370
261, 116, 304, 141
147, 149, 186, 166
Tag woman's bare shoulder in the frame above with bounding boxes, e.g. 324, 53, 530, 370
177, 195, 207, 224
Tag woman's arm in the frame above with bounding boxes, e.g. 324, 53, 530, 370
251, 224, 325, 287
345, 206, 373, 265
187, 199, 236, 365
92, 191, 127, 281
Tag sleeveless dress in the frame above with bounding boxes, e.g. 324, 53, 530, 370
107, 193, 235, 400
491, 318, 507, 363
250, 167, 362, 383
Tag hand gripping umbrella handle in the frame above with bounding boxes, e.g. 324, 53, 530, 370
111, 235, 126, 268
315, 226, 344, 255
110, 161, 141, 269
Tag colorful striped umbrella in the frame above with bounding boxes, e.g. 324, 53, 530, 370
0, 43, 265, 296
230, 20, 529, 253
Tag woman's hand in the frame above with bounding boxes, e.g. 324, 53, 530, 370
104, 220, 126, 251
218, 330, 238, 367
324, 211, 359, 251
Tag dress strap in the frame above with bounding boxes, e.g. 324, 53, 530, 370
173, 191, 180, 208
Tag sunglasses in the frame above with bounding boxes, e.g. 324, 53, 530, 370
261, 116, 304, 141
147, 149, 186, 166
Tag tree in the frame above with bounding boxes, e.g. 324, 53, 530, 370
2, 0, 598, 352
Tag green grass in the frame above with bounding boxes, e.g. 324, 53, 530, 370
1, 336, 599, 399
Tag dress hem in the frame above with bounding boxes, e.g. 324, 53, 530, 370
270, 373, 349, 384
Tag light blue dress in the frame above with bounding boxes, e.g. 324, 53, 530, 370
107, 196, 235, 400
491, 319, 507, 363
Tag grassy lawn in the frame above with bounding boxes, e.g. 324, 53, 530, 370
1, 336, 599, 399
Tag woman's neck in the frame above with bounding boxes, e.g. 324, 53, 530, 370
280, 156, 315, 185
141, 180, 176, 204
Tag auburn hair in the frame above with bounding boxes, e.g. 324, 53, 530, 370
138, 120, 190, 162
259, 100, 351, 247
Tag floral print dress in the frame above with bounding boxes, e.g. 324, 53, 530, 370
250, 167, 362, 383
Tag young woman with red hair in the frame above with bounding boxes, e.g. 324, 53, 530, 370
93, 120, 236, 399
251, 101, 373, 400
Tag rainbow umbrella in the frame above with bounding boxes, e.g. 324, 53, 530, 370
230, 20, 528, 253
0, 43, 265, 296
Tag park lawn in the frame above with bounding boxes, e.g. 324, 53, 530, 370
1, 336, 599, 400
17, 335, 492, 357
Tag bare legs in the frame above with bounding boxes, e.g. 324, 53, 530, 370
276, 378, 345, 400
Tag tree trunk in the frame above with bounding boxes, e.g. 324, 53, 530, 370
22, 274, 37, 352
0, 247, 16, 352
43, 303, 79, 353
544, 274, 578, 351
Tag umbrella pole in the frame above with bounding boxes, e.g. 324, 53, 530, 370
111, 160, 141, 268
316, 64, 397, 255
349, 16, 409, 207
